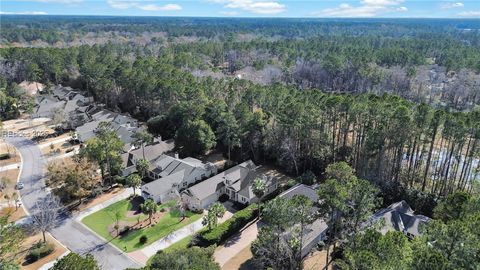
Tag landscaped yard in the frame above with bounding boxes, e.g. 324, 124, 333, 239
82, 197, 203, 252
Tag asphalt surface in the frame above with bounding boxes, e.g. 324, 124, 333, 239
5, 136, 141, 270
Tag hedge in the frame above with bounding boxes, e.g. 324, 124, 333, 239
193, 203, 258, 247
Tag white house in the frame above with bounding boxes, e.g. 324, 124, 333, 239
182, 160, 278, 211
140, 154, 217, 203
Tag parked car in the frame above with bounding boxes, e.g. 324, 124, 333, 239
15, 182, 24, 190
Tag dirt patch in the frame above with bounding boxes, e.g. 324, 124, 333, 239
41, 141, 76, 156
303, 248, 334, 270
221, 244, 254, 270
72, 187, 123, 213
0, 206, 26, 222
37, 133, 71, 145
0, 143, 21, 166
16, 233, 67, 270
0, 169, 20, 206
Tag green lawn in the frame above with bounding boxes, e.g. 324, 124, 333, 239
146, 235, 194, 265
82, 199, 202, 252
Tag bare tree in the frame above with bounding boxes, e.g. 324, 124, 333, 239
31, 195, 61, 243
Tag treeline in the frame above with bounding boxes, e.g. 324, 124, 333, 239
1, 44, 478, 201
2, 16, 480, 44
3, 39, 480, 112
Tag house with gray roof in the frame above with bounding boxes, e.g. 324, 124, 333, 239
279, 184, 328, 258
121, 139, 175, 176
33, 96, 66, 118
141, 154, 217, 203
365, 200, 431, 238
182, 160, 278, 211
75, 109, 140, 147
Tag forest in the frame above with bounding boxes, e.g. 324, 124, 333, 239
1, 17, 479, 211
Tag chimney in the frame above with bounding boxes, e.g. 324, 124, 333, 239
175, 153, 179, 159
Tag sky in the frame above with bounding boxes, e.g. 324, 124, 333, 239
1, 0, 480, 18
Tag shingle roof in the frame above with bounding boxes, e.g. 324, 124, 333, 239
367, 200, 431, 237
280, 184, 319, 202
142, 170, 185, 197
186, 160, 259, 201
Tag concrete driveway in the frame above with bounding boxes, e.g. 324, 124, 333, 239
5, 136, 141, 270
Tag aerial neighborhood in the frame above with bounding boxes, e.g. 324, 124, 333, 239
1, 15, 479, 270
1, 82, 465, 270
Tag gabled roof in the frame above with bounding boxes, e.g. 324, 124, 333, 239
185, 160, 263, 201
280, 184, 319, 202
142, 170, 185, 197
184, 161, 251, 201
367, 200, 431, 237
123, 141, 175, 168
151, 154, 213, 180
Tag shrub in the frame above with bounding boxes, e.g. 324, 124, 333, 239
0, 153, 11, 160
139, 235, 148, 244
26, 241, 54, 263
193, 204, 257, 247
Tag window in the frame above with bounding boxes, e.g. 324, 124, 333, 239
241, 197, 245, 202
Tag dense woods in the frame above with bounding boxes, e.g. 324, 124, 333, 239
1, 16, 479, 270
1, 44, 479, 203
1, 17, 479, 208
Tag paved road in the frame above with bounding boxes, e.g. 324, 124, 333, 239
5, 136, 140, 270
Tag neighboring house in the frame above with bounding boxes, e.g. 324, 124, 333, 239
141, 155, 217, 203
33, 86, 93, 126
182, 160, 278, 211
280, 184, 328, 258
75, 109, 141, 148
365, 200, 431, 238
33, 96, 66, 118
121, 139, 175, 176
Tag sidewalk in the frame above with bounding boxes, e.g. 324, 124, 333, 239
44, 148, 80, 162
75, 188, 134, 221
129, 210, 234, 265
0, 163, 20, 172
38, 136, 72, 149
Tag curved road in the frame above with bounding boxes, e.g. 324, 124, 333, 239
5, 137, 140, 270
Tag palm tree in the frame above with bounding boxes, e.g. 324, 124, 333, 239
252, 177, 267, 219
140, 199, 158, 225
136, 158, 150, 179
202, 202, 226, 230
126, 173, 142, 196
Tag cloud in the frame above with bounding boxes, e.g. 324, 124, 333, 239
210, 0, 286, 15
138, 3, 182, 11
0, 11, 48, 15
314, 0, 406, 17
107, 0, 182, 11
361, 0, 403, 5
458, 11, 480, 17
441, 2, 464, 9
34, 0, 83, 3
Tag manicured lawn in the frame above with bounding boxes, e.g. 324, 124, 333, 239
146, 235, 194, 265
164, 235, 193, 252
82, 198, 202, 252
